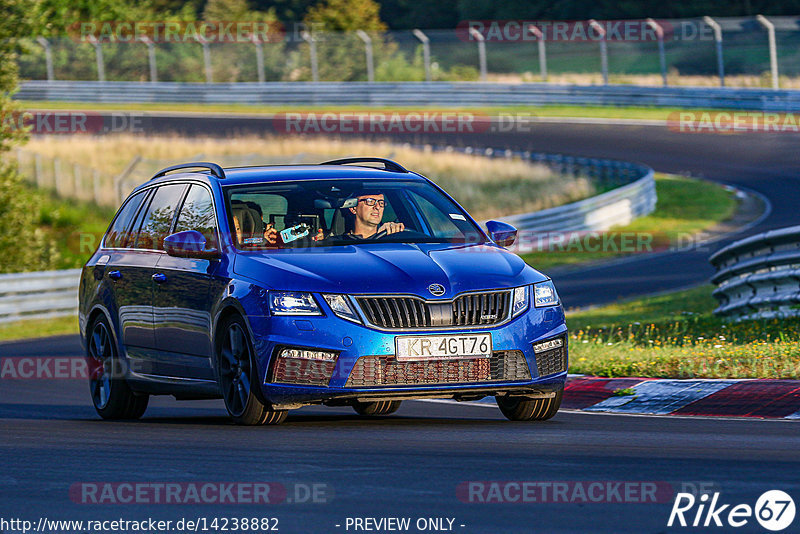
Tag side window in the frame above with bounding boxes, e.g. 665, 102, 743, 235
408, 191, 463, 238
104, 190, 146, 248
175, 185, 218, 249
134, 184, 187, 250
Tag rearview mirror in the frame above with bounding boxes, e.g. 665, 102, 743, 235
313, 197, 358, 209
164, 230, 220, 260
485, 220, 517, 248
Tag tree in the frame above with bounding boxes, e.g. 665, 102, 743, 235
0, 0, 58, 272
304, 0, 387, 32
299, 0, 392, 80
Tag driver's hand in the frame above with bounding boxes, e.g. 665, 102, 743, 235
264, 223, 278, 245
377, 221, 405, 235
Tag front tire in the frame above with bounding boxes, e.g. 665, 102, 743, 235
352, 400, 402, 416
217, 315, 287, 425
496, 386, 563, 421
87, 316, 148, 420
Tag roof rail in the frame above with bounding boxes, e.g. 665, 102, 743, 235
319, 157, 408, 173
152, 162, 226, 180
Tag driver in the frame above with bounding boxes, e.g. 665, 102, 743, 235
347, 193, 404, 239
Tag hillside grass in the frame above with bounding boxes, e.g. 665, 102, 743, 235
520, 174, 738, 272
23, 135, 591, 221
567, 286, 800, 379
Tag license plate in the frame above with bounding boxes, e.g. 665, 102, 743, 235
395, 333, 492, 361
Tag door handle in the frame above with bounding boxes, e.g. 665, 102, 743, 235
152, 273, 167, 283
108, 270, 122, 280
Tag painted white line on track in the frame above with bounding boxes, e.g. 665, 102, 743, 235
412, 399, 800, 423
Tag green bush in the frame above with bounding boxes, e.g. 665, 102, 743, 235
0, 163, 59, 273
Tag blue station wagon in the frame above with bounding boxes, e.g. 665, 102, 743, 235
79, 158, 567, 425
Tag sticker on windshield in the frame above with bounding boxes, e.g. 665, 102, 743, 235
449, 213, 466, 221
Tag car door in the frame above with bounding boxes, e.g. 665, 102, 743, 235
116, 183, 187, 376
153, 183, 221, 380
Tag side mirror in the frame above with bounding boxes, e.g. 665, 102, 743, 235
485, 220, 517, 248
164, 230, 220, 260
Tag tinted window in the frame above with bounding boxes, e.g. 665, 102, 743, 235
105, 190, 146, 248
175, 185, 218, 249
134, 184, 187, 250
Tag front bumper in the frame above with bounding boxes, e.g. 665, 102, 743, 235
247, 304, 567, 408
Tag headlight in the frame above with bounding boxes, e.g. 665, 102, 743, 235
322, 294, 361, 323
512, 286, 529, 317
268, 292, 321, 315
533, 280, 559, 307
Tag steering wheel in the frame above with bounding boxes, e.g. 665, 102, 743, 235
368, 228, 428, 240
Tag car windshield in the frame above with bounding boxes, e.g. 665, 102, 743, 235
225, 179, 486, 249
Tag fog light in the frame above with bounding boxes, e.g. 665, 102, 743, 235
533, 337, 563, 353
279, 348, 337, 361
272, 347, 339, 387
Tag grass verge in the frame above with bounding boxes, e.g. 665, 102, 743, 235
34, 186, 116, 269
0, 315, 78, 342
567, 286, 800, 379
19, 101, 723, 121
519, 174, 737, 272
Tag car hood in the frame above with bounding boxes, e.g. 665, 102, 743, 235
233, 242, 547, 297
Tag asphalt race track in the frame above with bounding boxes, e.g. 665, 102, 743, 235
2, 117, 799, 533
1, 335, 799, 534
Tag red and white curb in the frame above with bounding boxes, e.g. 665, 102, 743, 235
562, 376, 800, 419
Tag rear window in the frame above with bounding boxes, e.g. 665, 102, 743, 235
175, 185, 218, 249
104, 190, 147, 248
133, 184, 187, 250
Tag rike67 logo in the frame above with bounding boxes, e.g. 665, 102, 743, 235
668, 490, 795, 531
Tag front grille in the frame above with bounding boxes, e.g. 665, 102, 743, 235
534, 337, 568, 376
345, 350, 530, 387
271, 357, 337, 386
356, 291, 511, 330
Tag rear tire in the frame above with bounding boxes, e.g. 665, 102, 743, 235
217, 314, 287, 426
353, 400, 402, 416
496, 386, 563, 421
87, 316, 149, 420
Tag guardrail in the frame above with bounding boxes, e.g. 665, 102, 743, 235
16, 81, 800, 112
0, 150, 655, 322
438, 147, 656, 253
710, 225, 800, 319
0, 269, 81, 324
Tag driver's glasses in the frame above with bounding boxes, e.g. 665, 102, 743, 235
359, 198, 386, 208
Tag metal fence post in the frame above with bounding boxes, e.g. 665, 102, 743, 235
34, 153, 43, 187
356, 30, 374, 82
139, 36, 157, 82
87, 35, 105, 82
194, 35, 212, 83
756, 15, 779, 90
526, 24, 547, 82
251, 35, 265, 83
36, 37, 54, 82
703, 16, 725, 87
93, 170, 102, 205
53, 157, 62, 196
412, 29, 431, 81
73, 164, 81, 198
646, 18, 667, 86
468, 28, 487, 81
588, 20, 608, 85
301, 31, 319, 82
